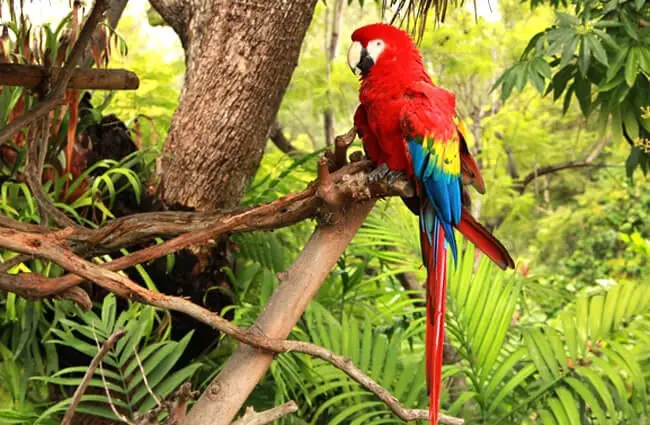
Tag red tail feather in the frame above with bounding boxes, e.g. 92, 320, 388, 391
424, 225, 447, 425
457, 209, 515, 270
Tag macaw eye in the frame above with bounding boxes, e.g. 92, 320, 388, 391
366, 39, 385, 62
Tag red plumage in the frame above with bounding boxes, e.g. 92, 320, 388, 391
350, 23, 514, 424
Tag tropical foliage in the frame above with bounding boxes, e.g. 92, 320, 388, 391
0, 0, 648, 424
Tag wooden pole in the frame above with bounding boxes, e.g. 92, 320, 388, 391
0, 63, 139, 90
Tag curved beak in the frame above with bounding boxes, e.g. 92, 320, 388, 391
347, 41, 374, 75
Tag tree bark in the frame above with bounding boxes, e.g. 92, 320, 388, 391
151, 0, 318, 210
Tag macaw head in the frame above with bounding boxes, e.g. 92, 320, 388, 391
347, 23, 420, 77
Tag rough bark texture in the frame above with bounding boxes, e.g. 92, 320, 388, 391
151, 0, 318, 211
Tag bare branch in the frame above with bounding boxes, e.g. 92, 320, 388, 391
24, 118, 79, 228
92, 327, 133, 424
134, 347, 162, 407
133, 382, 198, 425
230, 402, 298, 425
61, 329, 127, 425
516, 136, 611, 194
268, 120, 303, 155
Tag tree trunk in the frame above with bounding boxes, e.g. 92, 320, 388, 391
151, 0, 318, 211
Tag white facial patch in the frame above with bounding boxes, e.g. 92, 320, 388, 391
366, 39, 385, 63
347, 41, 363, 74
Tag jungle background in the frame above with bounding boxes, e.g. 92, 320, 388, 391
0, 0, 649, 424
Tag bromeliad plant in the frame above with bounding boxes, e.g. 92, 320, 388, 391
0, 2, 134, 219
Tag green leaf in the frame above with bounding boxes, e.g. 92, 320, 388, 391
539, 409, 558, 425
563, 85, 575, 114
515, 63, 529, 91
560, 313, 578, 360
575, 368, 617, 421
532, 57, 553, 79
622, 103, 640, 141
606, 47, 629, 82
588, 295, 604, 340
138, 363, 201, 412
638, 47, 650, 74
525, 330, 555, 382
590, 357, 629, 412
578, 36, 591, 76
620, 9, 640, 40
552, 65, 575, 100
574, 73, 591, 117
448, 391, 477, 416
101, 295, 116, 334
556, 12, 579, 27
585, 33, 607, 66
555, 387, 581, 425
487, 364, 536, 412
592, 29, 619, 50
560, 36, 579, 69
484, 348, 527, 398
529, 68, 546, 93
598, 73, 625, 92
548, 397, 571, 425
625, 47, 639, 87
565, 377, 609, 425
369, 334, 387, 379
521, 32, 545, 59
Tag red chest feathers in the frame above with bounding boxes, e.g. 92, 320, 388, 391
355, 96, 411, 172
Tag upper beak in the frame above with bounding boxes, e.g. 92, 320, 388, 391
347, 41, 374, 75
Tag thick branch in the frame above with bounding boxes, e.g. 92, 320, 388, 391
0, 64, 139, 90
61, 329, 127, 425
231, 402, 298, 425
186, 199, 375, 425
148, 0, 189, 47
0, 160, 413, 293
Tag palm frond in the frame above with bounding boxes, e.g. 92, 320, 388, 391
382, 0, 466, 40
40, 295, 201, 422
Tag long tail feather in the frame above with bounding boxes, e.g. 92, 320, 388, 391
424, 217, 447, 425
456, 209, 515, 270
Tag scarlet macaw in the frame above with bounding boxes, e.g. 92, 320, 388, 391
346, 23, 515, 424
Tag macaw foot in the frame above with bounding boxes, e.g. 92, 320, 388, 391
387, 170, 407, 184
367, 164, 407, 186
366, 163, 390, 183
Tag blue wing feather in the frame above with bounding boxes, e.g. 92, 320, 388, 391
408, 139, 461, 262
